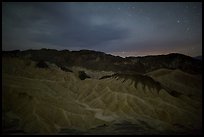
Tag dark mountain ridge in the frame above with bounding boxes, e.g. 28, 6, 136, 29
194, 56, 202, 61
2, 49, 202, 74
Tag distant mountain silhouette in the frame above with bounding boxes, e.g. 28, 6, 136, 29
2, 49, 202, 74
194, 56, 202, 61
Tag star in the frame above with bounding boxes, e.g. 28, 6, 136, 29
186, 27, 190, 31
146, 17, 151, 20
167, 12, 171, 16
177, 20, 180, 23
140, 9, 143, 12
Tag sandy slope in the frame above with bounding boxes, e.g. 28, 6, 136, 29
2, 57, 202, 134
146, 68, 202, 100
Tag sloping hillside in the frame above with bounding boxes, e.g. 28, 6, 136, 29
146, 68, 202, 100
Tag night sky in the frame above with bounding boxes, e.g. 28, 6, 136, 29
2, 2, 202, 57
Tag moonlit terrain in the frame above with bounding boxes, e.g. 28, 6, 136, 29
2, 50, 202, 135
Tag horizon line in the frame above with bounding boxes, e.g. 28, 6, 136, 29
2, 48, 201, 58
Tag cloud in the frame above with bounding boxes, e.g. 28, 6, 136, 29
2, 2, 202, 57
2, 2, 128, 51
